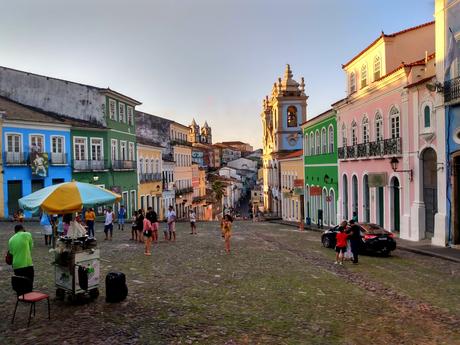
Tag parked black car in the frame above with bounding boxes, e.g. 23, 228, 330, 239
321, 223, 396, 256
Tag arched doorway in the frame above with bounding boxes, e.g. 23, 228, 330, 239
342, 175, 348, 220
390, 177, 400, 232
329, 189, 336, 226
376, 186, 384, 227
322, 188, 328, 225
422, 148, 437, 236
305, 185, 310, 220
363, 175, 370, 222
352, 175, 358, 220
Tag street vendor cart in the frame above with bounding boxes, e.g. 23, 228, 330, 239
19, 181, 121, 301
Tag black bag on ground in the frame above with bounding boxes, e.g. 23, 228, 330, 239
105, 272, 128, 303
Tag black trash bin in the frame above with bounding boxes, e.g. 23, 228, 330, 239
105, 272, 128, 303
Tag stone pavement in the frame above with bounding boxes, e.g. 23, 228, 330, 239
270, 219, 460, 263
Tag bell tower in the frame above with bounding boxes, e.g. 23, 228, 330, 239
201, 121, 212, 144
189, 118, 200, 143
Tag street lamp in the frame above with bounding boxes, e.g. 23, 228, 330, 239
389, 157, 413, 181
92, 175, 99, 183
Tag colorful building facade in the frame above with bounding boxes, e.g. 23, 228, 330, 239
279, 150, 304, 223
302, 109, 338, 227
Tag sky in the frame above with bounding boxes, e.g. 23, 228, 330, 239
0, 0, 434, 150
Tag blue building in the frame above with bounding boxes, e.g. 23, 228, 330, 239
1, 97, 73, 218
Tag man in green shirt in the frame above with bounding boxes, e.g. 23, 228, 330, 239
8, 224, 34, 285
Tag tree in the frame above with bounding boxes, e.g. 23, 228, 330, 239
211, 180, 225, 203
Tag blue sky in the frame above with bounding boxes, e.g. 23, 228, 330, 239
0, 0, 434, 149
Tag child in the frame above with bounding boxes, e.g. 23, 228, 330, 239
335, 221, 348, 265
222, 214, 233, 254
143, 215, 153, 256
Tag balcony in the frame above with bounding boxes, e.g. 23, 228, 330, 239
192, 195, 206, 204
112, 160, 136, 171
139, 172, 162, 183
338, 137, 401, 160
4, 152, 28, 166
72, 159, 109, 171
175, 186, 193, 196
162, 153, 175, 162
170, 139, 192, 147
445, 76, 460, 105
50, 153, 68, 165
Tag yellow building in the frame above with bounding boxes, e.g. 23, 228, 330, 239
261, 64, 307, 216
278, 150, 304, 222
192, 164, 208, 219
171, 122, 193, 219
137, 139, 163, 217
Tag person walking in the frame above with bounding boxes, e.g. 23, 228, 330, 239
189, 209, 197, 235
146, 207, 159, 244
222, 214, 233, 254
85, 207, 96, 238
8, 224, 34, 286
40, 213, 52, 246
334, 223, 348, 265
166, 206, 176, 241
347, 220, 362, 264
136, 209, 145, 243
143, 215, 153, 256
118, 205, 126, 231
104, 207, 115, 241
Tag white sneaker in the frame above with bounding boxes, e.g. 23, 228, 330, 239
339, 262, 343, 266
334, 261, 339, 265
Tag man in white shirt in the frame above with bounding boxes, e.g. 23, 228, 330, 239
189, 210, 197, 235
166, 206, 176, 241
104, 207, 114, 240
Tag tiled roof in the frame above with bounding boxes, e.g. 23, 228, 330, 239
342, 21, 435, 68
278, 150, 303, 160
301, 108, 335, 126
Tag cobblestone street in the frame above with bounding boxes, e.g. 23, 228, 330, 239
1, 221, 460, 345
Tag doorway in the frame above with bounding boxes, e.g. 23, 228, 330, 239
453, 155, 460, 244
363, 175, 370, 222
342, 175, 348, 220
422, 148, 437, 237
390, 177, 400, 232
352, 175, 358, 221
7, 181, 22, 216
376, 186, 384, 227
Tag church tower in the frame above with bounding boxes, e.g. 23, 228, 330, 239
261, 64, 308, 215
189, 118, 200, 143
200, 121, 212, 144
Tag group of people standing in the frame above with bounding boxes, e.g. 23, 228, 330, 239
334, 220, 362, 265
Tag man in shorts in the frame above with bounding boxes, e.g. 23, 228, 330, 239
166, 205, 176, 241
118, 205, 126, 231
104, 207, 114, 240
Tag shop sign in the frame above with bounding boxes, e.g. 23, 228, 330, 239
293, 179, 304, 187
368, 173, 388, 187
310, 186, 322, 196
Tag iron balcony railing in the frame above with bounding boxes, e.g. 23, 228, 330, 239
4, 152, 28, 165
445, 76, 460, 104
112, 160, 136, 170
72, 159, 109, 171
139, 172, 162, 183
175, 187, 193, 195
338, 137, 401, 160
50, 153, 68, 165
170, 139, 192, 147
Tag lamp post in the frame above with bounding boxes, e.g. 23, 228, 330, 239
389, 157, 413, 181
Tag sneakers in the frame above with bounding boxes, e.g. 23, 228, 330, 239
334, 261, 339, 265
339, 262, 343, 266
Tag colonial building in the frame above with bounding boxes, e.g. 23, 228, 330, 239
220, 141, 253, 155
0, 66, 141, 218
261, 64, 307, 216
213, 143, 242, 165
302, 109, 338, 227
334, 21, 442, 242
189, 119, 212, 144
279, 150, 304, 223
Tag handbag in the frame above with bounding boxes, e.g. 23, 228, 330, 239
5, 251, 13, 265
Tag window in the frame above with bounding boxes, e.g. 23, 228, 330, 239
321, 128, 327, 153
390, 107, 400, 138
310, 133, 314, 155
375, 112, 383, 141
315, 130, 320, 154
341, 124, 347, 147
350, 72, 356, 93
7, 134, 21, 153
304, 134, 309, 156
139, 158, 144, 174
361, 64, 367, 88
74, 137, 87, 160
374, 56, 381, 81
109, 99, 116, 120
328, 125, 334, 153
128, 142, 135, 161
51, 136, 64, 154
424, 105, 431, 128
155, 159, 160, 173
120, 141, 127, 160
118, 102, 126, 123
362, 116, 369, 143
351, 121, 357, 145
111, 139, 118, 161
90, 138, 103, 160
30, 134, 44, 153
287, 106, 297, 127
127, 106, 134, 125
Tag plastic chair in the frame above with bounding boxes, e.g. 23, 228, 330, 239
11, 276, 50, 327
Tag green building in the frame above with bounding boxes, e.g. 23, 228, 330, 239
302, 109, 338, 226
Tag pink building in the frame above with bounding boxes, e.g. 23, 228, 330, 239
334, 21, 445, 242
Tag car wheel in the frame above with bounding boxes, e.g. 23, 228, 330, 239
381, 246, 391, 257
322, 236, 331, 248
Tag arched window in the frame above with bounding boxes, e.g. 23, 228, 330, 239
139, 158, 144, 174
361, 64, 368, 88
390, 106, 400, 138
424, 105, 431, 128
287, 106, 297, 127
321, 128, 327, 154
328, 125, 334, 153
341, 124, 347, 147
375, 112, 383, 141
351, 121, 358, 145
304, 134, 309, 156
362, 116, 369, 143
315, 130, 320, 154
350, 72, 356, 93
373, 56, 381, 81
310, 132, 315, 155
